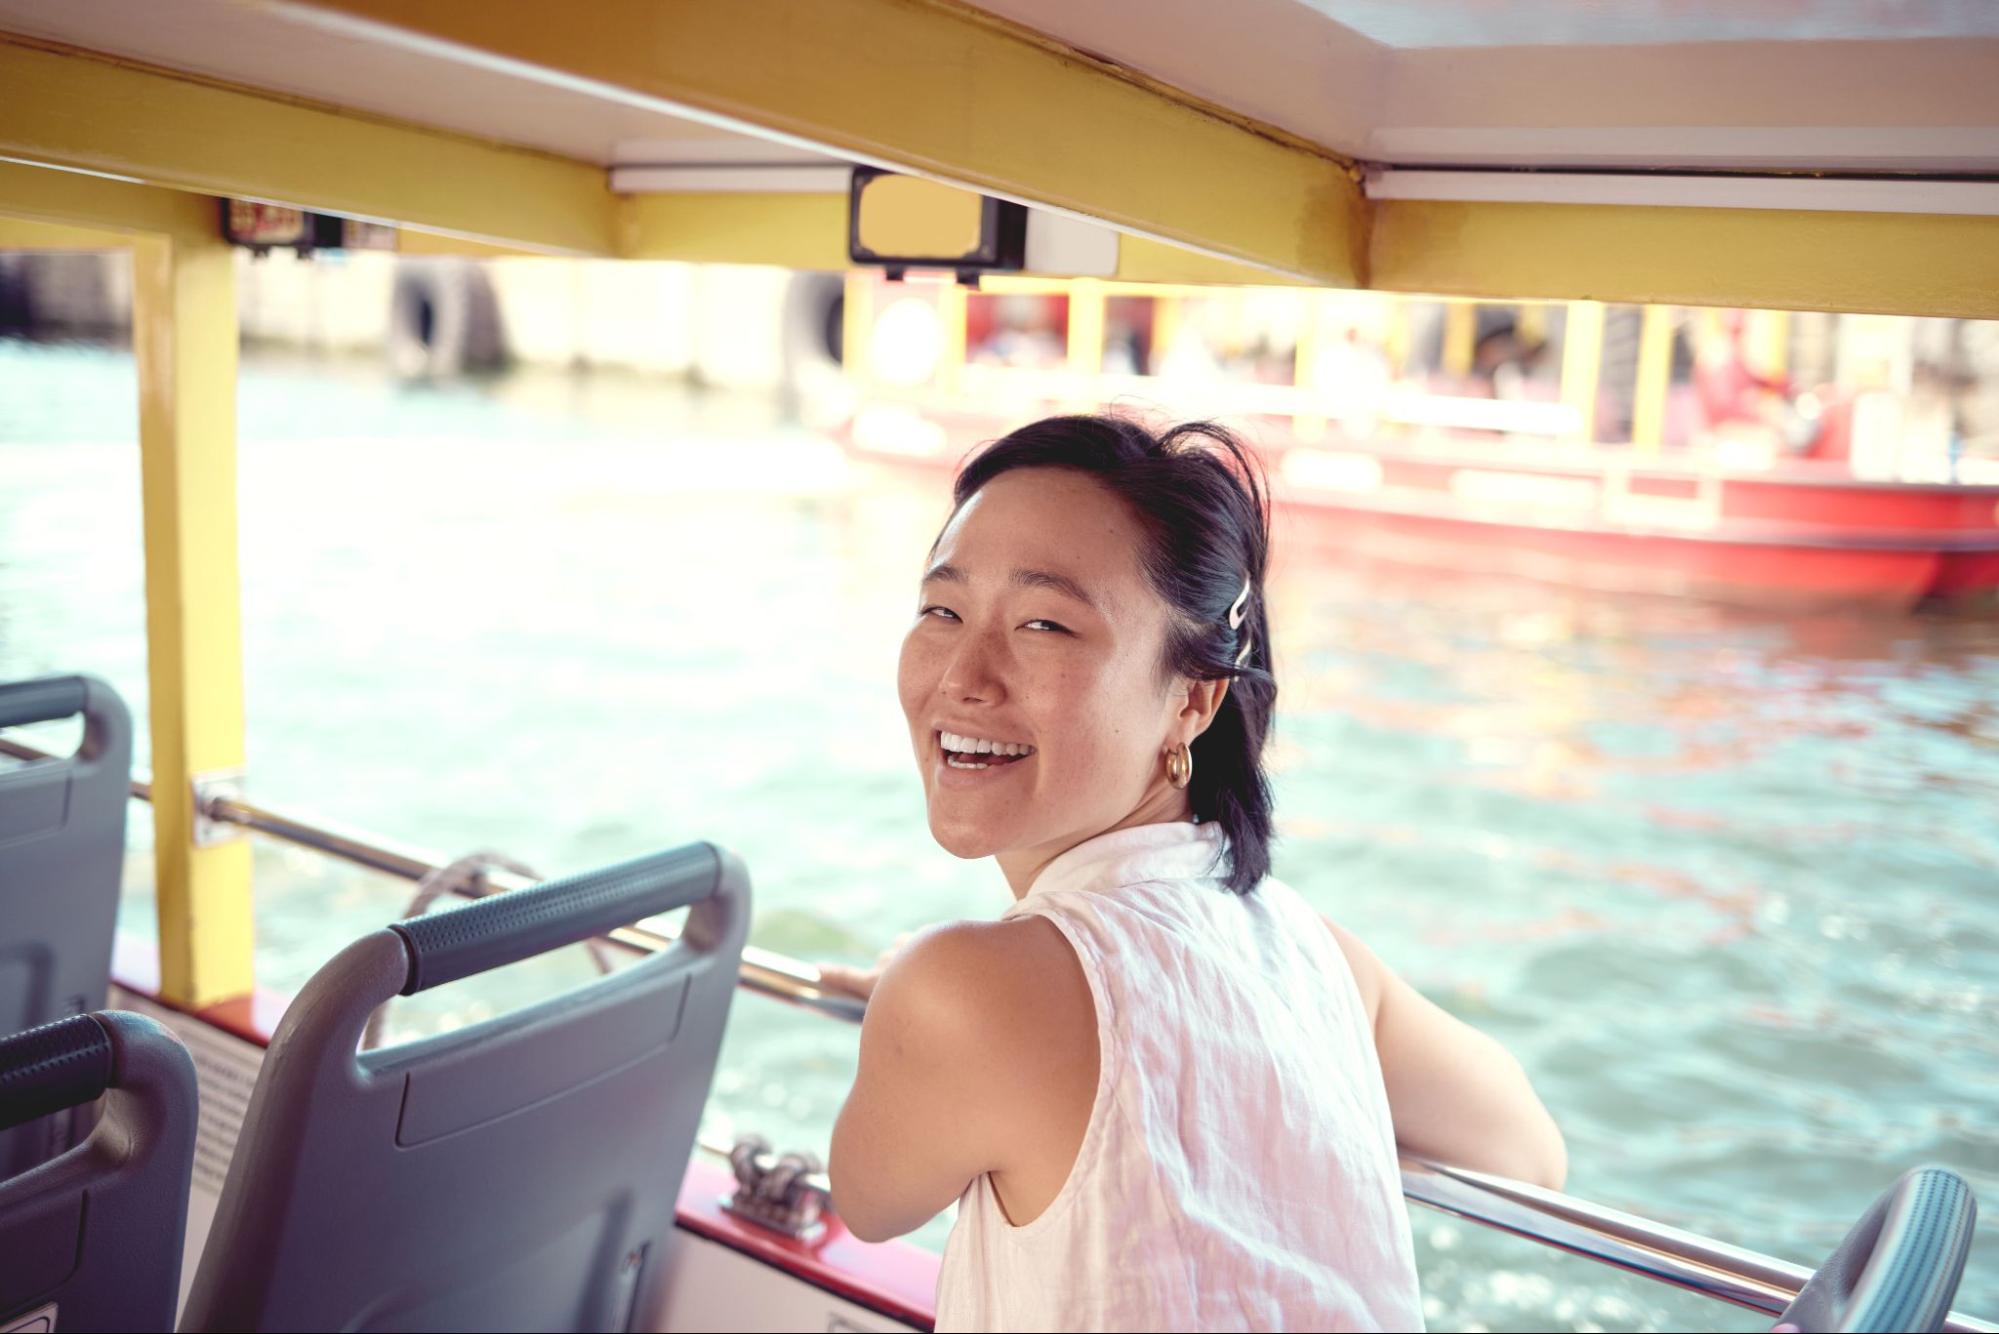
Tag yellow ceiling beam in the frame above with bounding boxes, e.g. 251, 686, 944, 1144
0, 157, 216, 242
622, 191, 1316, 288
1372, 200, 1999, 320
274, 0, 1367, 286
0, 216, 139, 251
0, 36, 618, 256
395, 230, 539, 260
1114, 235, 1305, 288
621, 193, 851, 270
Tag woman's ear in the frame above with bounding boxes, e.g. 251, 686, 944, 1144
1177, 676, 1231, 743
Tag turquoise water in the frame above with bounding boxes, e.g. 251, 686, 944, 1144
2, 336, 1994, 1332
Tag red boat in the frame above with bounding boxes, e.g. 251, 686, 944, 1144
834, 277, 1999, 608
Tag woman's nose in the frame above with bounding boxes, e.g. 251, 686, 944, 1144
939, 627, 1006, 704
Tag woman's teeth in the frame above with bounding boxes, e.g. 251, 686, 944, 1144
939, 730, 1035, 770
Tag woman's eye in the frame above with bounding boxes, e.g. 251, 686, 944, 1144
919, 605, 959, 622
1023, 619, 1072, 634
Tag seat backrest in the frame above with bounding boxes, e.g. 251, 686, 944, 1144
181, 841, 752, 1333
0, 674, 132, 1179
0, 1011, 199, 1333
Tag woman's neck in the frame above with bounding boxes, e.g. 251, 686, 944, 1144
996, 784, 1195, 901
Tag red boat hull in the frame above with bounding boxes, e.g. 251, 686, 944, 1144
843, 408, 1999, 609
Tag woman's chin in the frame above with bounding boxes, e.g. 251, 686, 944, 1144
926, 810, 1010, 861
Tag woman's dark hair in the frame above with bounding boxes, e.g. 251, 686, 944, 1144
950, 414, 1276, 895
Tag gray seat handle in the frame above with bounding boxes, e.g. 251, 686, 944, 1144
0, 1014, 117, 1131
391, 842, 728, 994
1776, 1166, 1978, 1333
0, 674, 89, 730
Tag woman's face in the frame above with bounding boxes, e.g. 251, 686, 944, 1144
897, 467, 1209, 884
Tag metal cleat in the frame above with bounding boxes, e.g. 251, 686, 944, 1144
722, 1134, 832, 1242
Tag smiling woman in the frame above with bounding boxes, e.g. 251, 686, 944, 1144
899, 424, 1261, 895
826, 414, 1565, 1332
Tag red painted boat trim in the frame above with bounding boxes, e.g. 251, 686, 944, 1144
677, 1158, 940, 1330
107, 933, 942, 1331
110, 933, 292, 1046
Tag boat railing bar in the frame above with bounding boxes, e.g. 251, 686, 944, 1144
2, 735, 1990, 1331
0, 735, 858, 1022
682, 1128, 1997, 1332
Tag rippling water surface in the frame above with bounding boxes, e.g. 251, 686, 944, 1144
2, 338, 1994, 1331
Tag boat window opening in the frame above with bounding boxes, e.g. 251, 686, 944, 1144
1159, 289, 1303, 388
1103, 294, 1158, 376
823, 293, 845, 367
0, 712, 84, 764
965, 289, 1067, 370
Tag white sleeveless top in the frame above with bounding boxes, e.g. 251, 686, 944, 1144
934, 822, 1424, 1333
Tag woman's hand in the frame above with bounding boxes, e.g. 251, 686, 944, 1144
817, 932, 916, 1003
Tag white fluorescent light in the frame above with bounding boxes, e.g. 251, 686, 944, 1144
1366, 169, 1999, 217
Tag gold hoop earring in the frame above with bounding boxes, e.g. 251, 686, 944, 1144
1165, 743, 1193, 790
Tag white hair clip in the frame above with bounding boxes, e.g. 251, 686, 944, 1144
1226, 576, 1252, 630
1234, 638, 1254, 668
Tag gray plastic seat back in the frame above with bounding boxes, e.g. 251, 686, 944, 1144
0, 674, 132, 1179
0, 1011, 199, 1333
181, 842, 752, 1333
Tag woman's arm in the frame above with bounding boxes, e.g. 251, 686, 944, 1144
829, 925, 1007, 1241
829, 918, 1097, 1241
1325, 919, 1568, 1191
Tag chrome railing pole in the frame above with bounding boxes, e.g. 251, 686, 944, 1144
204, 793, 868, 1022
3, 736, 1992, 1331
0, 737, 865, 1023
1401, 1159, 1994, 1332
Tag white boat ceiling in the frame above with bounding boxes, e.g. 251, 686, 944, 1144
1, 1, 1995, 312
2, 0, 1993, 175
982, 0, 1999, 172
0, 0, 842, 171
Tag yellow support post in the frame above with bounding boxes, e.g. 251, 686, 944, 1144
1442, 301, 1476, 378
1294, 294, 1327, 443
131, 233, 255, 1007
1516, 302, 1548, 347
1150, 293, 1183, 373
1749, 309, 1791, 383
1382, 298, 1411, 378
1561, 300, 1606, 444
937, 281, 969, 396
1066, 278, 1106, 409
1631, 304, 1675, 452
842, 270, 875, 388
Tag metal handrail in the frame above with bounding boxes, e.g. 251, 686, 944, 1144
0, 736, 863, 1024
2, 734, 1991, 1331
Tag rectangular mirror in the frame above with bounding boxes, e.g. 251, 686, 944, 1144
848, 167, 1026, 277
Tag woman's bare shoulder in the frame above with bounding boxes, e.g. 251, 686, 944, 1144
874, 915, 1094, 1051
